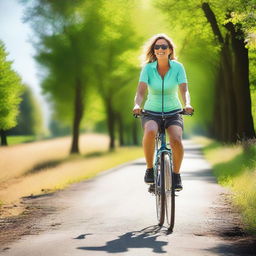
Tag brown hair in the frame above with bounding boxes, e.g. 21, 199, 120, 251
140, 33, 176, 66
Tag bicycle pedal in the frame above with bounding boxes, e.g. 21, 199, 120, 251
148, 184, 155, 194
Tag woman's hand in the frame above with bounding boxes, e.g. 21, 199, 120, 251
184, 104, 194, 114
133, 104, 142, 115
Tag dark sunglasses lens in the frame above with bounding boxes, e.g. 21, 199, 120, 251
154, 44, 168, 50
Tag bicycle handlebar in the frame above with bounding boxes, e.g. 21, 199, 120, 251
133, 109, 194, 118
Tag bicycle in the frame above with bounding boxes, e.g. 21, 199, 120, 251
134, 108, 193, 232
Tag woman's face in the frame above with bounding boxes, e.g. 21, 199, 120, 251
154, 39, 172, 60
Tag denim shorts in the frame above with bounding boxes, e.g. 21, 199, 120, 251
141, 111, 184, 130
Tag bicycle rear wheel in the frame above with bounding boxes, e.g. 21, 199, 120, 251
155, 154, 165, 226
163, 153, 175, 232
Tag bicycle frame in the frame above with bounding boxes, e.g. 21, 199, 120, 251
153, 121, 172, 178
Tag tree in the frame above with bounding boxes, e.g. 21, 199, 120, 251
8, 85, 43, 136
23, 0, 103, 153
93, 0, 140, 150
0, 41, 23, 146
155, 0, 256, 142
202, 1, 255, 141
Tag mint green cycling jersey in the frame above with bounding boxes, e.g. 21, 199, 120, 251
139, 59, 188, 112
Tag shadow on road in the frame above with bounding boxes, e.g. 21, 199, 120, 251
203, 237, 256, 256
77, 225, 168, 253
181, 169, 217, 183
74, 233, 93, 240
25, 150, 111, 175
25, 159, 64, 175
130, 162, 146, 166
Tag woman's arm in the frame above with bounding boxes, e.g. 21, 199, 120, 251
179, 83, 194, 113
133, 82, 147, 114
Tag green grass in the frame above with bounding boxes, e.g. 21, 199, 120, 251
7, 135, 37, 145
200, 138, 256, 234
207, 145, 255, 185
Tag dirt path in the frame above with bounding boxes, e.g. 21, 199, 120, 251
0, 133, 109, 182
0, 140, 255, 255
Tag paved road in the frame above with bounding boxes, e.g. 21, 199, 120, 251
0, 141, 245, 255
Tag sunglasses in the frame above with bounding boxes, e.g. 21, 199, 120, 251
154, 44, 169, 50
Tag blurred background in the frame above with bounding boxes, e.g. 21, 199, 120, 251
0, 0, 255, 151
0, 0, 255, 232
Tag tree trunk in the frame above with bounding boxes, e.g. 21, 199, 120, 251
213, 66, 224, 141
105, 99, 115, 150
70, 77, 84, 154
202, 2, 238, 143
202, 3, 224, 44
117, 113, 124, 146
202, 2, 227, 141
0, 130, 8, 146
225, 21, 255, 140
220, 34, 238, 143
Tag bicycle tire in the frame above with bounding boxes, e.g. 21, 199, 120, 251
155, 153, 165, 226
163, 153, 175, 231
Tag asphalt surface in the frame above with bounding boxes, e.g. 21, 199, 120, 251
0, 140, 248, 255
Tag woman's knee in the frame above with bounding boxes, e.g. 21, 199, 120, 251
169, 135, 183, 147
144, 128, 157, 139
167, 126, 183, 146
144, 122, 158, 139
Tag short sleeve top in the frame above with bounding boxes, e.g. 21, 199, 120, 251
139, 59, 188, 112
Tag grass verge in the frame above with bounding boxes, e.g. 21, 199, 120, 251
194, 136, 256, 234
0, 146, 144, 217
7, 136, 37, 145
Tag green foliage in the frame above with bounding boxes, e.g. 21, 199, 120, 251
8, 85, 44, 135
249, 49, 256, 129
251, 89, 256, 129
214, 0, 256, 48
249, 49, 256, 88
49, 118, 71, 137
180, 38, 219, 135
155, 0, 256, 140
154, 0, 216, 41
155, 0, 255, 48
24, 0, 103, 121
91, 0, 141, 147
151, 0, 220, 136
0, 41, 24, 131
82, 91, 106, 132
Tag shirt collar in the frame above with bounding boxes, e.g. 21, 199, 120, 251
152, 59, 172, 69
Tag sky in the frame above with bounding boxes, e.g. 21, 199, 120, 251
0, 0, 50, 127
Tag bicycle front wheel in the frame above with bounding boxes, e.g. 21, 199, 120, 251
163, 153, 175, 232
155, 154, 165, 226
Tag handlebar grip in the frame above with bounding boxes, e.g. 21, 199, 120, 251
181, 109, 194, 116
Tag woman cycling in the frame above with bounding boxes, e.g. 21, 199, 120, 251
133, 33, 194, 191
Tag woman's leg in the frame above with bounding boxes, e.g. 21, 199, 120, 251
166, 125, 183, 174
143, 120, 158, 168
